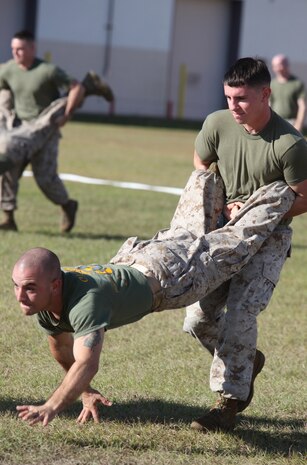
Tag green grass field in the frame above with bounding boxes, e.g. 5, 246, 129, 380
0, 122, 306, 465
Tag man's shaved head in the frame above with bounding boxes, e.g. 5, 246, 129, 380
12, 248, 63, 316
14, 247, 61, 281
271, 54, 290, 79
272, 54, 289, 67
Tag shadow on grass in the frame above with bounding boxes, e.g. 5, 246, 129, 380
233, 420, 306, 456
292, 242, 307, 250
27, 229, 307, 248
1, 397, 305, 455
31, 230, 149, 242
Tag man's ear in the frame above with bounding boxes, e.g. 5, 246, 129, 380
52, 278, 62, 294
263, 86, 271, 101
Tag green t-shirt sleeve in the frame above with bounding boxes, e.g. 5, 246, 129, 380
69, 290, 111, 339
36, 313, 64, 336
36, 290, 111, 339
194, 116, 219, 163
0, 66, 10, 90
297, 81, 306, 100
282, 139, 307, 184
51, 66, 75, 93
0, 78, 9, 89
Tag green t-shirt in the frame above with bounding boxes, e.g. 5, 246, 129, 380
36, 264, 153, 338
195, 109, 307, 202
0, 58, 73, 120
271, 76, 306, 119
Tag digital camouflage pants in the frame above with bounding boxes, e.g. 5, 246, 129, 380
178, 174, 293, 401
0, 97, 69, 210
111, 171, 294, 398
0, 89, 14, 130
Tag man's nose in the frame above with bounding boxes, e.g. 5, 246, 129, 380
15, 288, 24, 301
228, 99, 237, 110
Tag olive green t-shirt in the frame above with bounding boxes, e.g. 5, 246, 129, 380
0, 58, 73, 120
271, 76, 306, 119
36, 264, 153, 338
195, 109, 307, 203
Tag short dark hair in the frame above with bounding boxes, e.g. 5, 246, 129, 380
13, 30, 35, 42
223, 57, 271, 87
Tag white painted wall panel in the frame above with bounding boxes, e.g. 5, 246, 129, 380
112, 0, 174, 51
0, 0, 27, 62
239, 0, 307, 125
169, 0, 230, 119
5, 0, 307, 121
37, 0, 109, 45
37, 0, 174, 51
240, 0, 307, 61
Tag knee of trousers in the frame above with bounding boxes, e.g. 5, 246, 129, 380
183, 300, 222, 337
183, 308, 208, 336
183, 315, 200, 335
34, 175, 54, 188
0, 154, 15, 173
34, 173, 64, 190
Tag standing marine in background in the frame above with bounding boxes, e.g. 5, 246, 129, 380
0, 30, 114, 233
271, 54, 306, 132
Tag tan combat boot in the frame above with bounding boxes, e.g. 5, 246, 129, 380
82, 71, 114, 102
61, 199, 78, 233
0, 210, 18, 231
237, 349, 265, 413
191, 396, 238, 433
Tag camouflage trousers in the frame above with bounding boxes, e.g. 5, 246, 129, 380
0, 97, 69, 209
111, 170, 294, 318
0, 89, 15, 130
180, 184, 293, 402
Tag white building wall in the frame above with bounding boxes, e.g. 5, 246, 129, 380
105, 0, 175, 115
0, 0, 27, 62
239, 0, 307, 125
169, 0, 230, 120
3, 0, 307, 121
37, 0, 109, 45
112, 0, 174, 52
35, 0, 230, 119
37, 0, 173, 50
239, 0, 307, 62
36, 0, 175, 117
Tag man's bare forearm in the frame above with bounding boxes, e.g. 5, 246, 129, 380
44, 359, 99, 414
